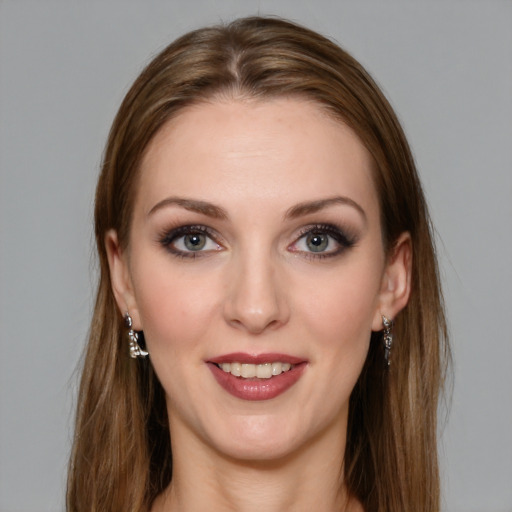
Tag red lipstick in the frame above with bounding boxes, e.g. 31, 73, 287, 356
207, 353, 307, 401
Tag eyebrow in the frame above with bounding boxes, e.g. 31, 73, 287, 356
148, 195, 366, 223
148, 197, 228, 219
284, 196, 367, 223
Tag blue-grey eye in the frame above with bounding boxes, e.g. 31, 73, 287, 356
290, 224, 356, 258
184, 233, 206, 251
306, 233, 329, 252
160, 226, 221, 256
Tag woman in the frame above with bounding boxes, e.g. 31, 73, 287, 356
67, 16, 449, 512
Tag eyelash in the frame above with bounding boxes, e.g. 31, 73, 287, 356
158, 223, 357, 260
290, 223, 357, 260
158, 225, 222, 259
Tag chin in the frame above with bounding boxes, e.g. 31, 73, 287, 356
201, 411, 326, 464
213, 433, 301, 464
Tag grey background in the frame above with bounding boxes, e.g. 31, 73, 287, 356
1, 1, 511, 511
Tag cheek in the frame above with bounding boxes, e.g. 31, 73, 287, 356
129, 256, 220, 354
300, 265, 382, 334
131, 267, 221, 407
295, 258, 383, 376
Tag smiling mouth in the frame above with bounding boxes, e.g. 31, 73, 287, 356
214, 361, 294, 379
207, 354, 307, 401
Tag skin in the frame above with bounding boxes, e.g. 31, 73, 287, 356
106, 97, 412, 512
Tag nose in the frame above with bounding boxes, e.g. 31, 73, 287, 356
223, 249, 289, 334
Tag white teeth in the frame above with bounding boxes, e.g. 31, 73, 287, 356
218, 361, 294, 378
241, 364, 256, 378
256, 363, 272, 379
271, 362, 282, 375
231, 362, 241, 376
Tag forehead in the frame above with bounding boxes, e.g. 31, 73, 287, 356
137, 97, 378, 218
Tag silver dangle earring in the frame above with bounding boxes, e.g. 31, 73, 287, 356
124, 312, 148, 359
382, 315, 393, 367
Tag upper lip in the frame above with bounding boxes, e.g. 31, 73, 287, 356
207, 352, 306, 365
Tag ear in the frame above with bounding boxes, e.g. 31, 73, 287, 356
105, 229, 142, 330
372, 232, 412, 331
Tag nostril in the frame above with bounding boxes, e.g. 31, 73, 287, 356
222, 259, 290, 333
226, 303, 287, 334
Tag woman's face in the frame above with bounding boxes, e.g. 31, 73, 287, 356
108, 98, 410, 461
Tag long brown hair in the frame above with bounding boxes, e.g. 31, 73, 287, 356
67, 16, 450, 512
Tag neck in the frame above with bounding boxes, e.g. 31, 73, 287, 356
152, 421, 362, 512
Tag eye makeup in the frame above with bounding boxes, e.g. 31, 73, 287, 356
289, 223, 358, 260
158, 224, 223, 259
156, 219, 358, 261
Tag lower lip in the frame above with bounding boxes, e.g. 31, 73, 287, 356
208, 362, 307, 401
